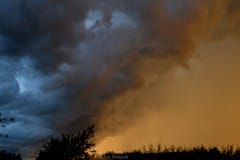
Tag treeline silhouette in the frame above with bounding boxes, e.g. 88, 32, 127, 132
103, 145, 240, 160
2, 124, 240, 160
0, 150, 22, 160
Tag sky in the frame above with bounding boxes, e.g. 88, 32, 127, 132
0, 0, 239, 158
96, 39, 240, 153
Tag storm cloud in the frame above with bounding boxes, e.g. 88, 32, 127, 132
0, 0, 239, 158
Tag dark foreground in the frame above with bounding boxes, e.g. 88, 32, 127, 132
101, 146, 240, 160
1, 145, 240, 160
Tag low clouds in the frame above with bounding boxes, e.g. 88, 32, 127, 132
0, 0, 239, 157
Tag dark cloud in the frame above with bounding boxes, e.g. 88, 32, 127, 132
0, 0, 239, 158
0, 0, 98, 73
0, 62, 19, 105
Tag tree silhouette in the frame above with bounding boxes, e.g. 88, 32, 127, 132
36, 124, 95, 160
0, 113, 20, 160
0, 150, 22, 160
0, 112, 15, 138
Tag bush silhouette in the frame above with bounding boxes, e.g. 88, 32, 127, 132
36, 124, 95, 160
0, 150, 22, 160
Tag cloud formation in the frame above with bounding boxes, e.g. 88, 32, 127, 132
0, 0, 239, 157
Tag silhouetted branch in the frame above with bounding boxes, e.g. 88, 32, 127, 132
0, 112, 15, 138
